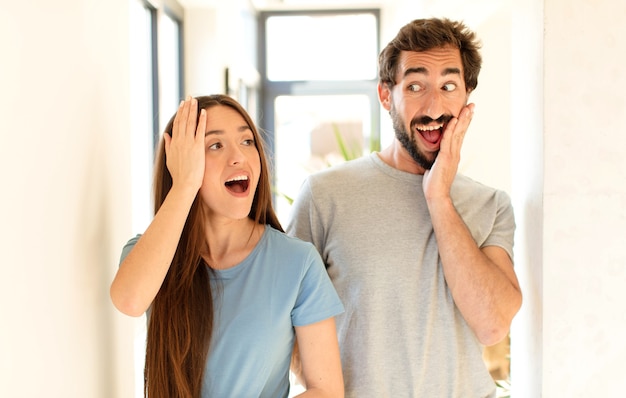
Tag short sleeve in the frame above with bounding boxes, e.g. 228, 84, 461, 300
286, 177, 317, 245
482, 190, 515, 261
291, 245, 344, 327
119, 234, 141, 265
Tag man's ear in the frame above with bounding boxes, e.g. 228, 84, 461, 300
378, 82, 392, 111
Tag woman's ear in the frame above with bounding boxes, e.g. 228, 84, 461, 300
378, 82, 392, 111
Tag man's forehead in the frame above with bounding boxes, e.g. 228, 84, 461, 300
398, 48, 463, 73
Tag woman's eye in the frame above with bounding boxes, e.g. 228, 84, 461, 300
208, 142, 222, 150
443, 83, 457, 92
242, 139, 255, 146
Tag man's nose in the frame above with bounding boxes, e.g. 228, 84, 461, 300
423, 90, 444, 120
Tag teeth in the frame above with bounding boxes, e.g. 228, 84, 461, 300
226, 175, 248, 183
416, 124, 443, 131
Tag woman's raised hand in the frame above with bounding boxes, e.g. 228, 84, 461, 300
164, 96, 207, 193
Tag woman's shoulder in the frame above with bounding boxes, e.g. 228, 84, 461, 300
264, 225, 317, 254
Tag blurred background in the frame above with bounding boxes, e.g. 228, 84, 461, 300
1, 0, 625, 397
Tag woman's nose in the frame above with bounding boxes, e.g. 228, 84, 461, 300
227, 145, 246, 165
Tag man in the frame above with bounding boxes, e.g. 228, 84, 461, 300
287, 18, 522, 397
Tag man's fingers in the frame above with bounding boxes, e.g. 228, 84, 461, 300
443, 103, 474, 154
455, 103, 474, 139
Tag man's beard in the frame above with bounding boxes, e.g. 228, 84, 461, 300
390, 105, 437, 170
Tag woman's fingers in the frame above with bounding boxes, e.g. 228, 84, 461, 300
196, 108, 207, 143
173, 96, 196, 139
165, 96, 206, 191
186, 97, 198, 138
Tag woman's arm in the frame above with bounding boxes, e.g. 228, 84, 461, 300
294, 317, 344, 398
109, 185, 199, 316
109, 97, 206, 317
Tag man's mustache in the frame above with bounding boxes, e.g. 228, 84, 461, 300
411, 114, 453, 126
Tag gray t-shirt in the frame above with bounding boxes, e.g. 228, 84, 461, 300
286, 152, 514, 398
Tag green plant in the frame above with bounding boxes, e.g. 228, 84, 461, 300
495, 378, 511, 398
332, 123, 361, 161
274, 123, 379, 207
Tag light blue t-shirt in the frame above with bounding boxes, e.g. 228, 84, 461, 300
120, 225, 343, 398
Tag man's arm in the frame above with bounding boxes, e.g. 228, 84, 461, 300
423, 104, 522, 345
427, 197, 521, 345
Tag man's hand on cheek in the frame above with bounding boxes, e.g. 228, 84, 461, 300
422, 103, 475, 202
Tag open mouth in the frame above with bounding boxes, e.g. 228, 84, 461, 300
416, 123, 445, 145
225, 175, 250, 194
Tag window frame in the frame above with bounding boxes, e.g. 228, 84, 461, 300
257, 8, 381, 157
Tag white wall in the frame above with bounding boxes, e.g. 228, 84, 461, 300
0, 0, 135, 397
510, 0, 626, 396
183, 0, 258, 97
509, 0, 544, 396
534, 0, 626, 395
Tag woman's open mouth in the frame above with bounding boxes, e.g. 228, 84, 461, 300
225, 175, 250, 194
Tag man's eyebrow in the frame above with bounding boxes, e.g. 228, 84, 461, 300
442, 67, 462, 76
403, 66, 462, 78
404, 66, 428, 77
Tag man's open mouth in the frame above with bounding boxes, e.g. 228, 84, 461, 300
416, 123, 445, 144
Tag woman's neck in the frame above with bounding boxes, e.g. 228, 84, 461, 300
202, 219, 264, 270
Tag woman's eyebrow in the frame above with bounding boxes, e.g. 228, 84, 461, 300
205, 129, 224, 137
204, 125, 251, 137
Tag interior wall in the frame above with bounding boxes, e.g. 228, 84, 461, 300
183, 0, 258, 97
541, 0, 626, 395
0, 0, 135, 397
511, 0, 626, 396
509, 0, 544, 396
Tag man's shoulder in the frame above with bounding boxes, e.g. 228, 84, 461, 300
452, 174, 513, 215
453, 173, 510, 197
308, 154, 375, 185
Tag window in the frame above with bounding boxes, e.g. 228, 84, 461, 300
265, 13, 378, 81
129, 0, 184, 235
259, 9, 381, 223
129, 1, 184, 396
158, 8, 184, 135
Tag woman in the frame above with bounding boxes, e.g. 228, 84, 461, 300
110, 95, 344, 398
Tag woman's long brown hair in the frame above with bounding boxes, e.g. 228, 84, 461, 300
146, 95, 283, 398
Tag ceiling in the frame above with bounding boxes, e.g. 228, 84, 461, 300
178, 0, 387, 11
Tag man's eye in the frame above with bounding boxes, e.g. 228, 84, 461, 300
443, 83, 457, 92
408, 84, 422, 92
